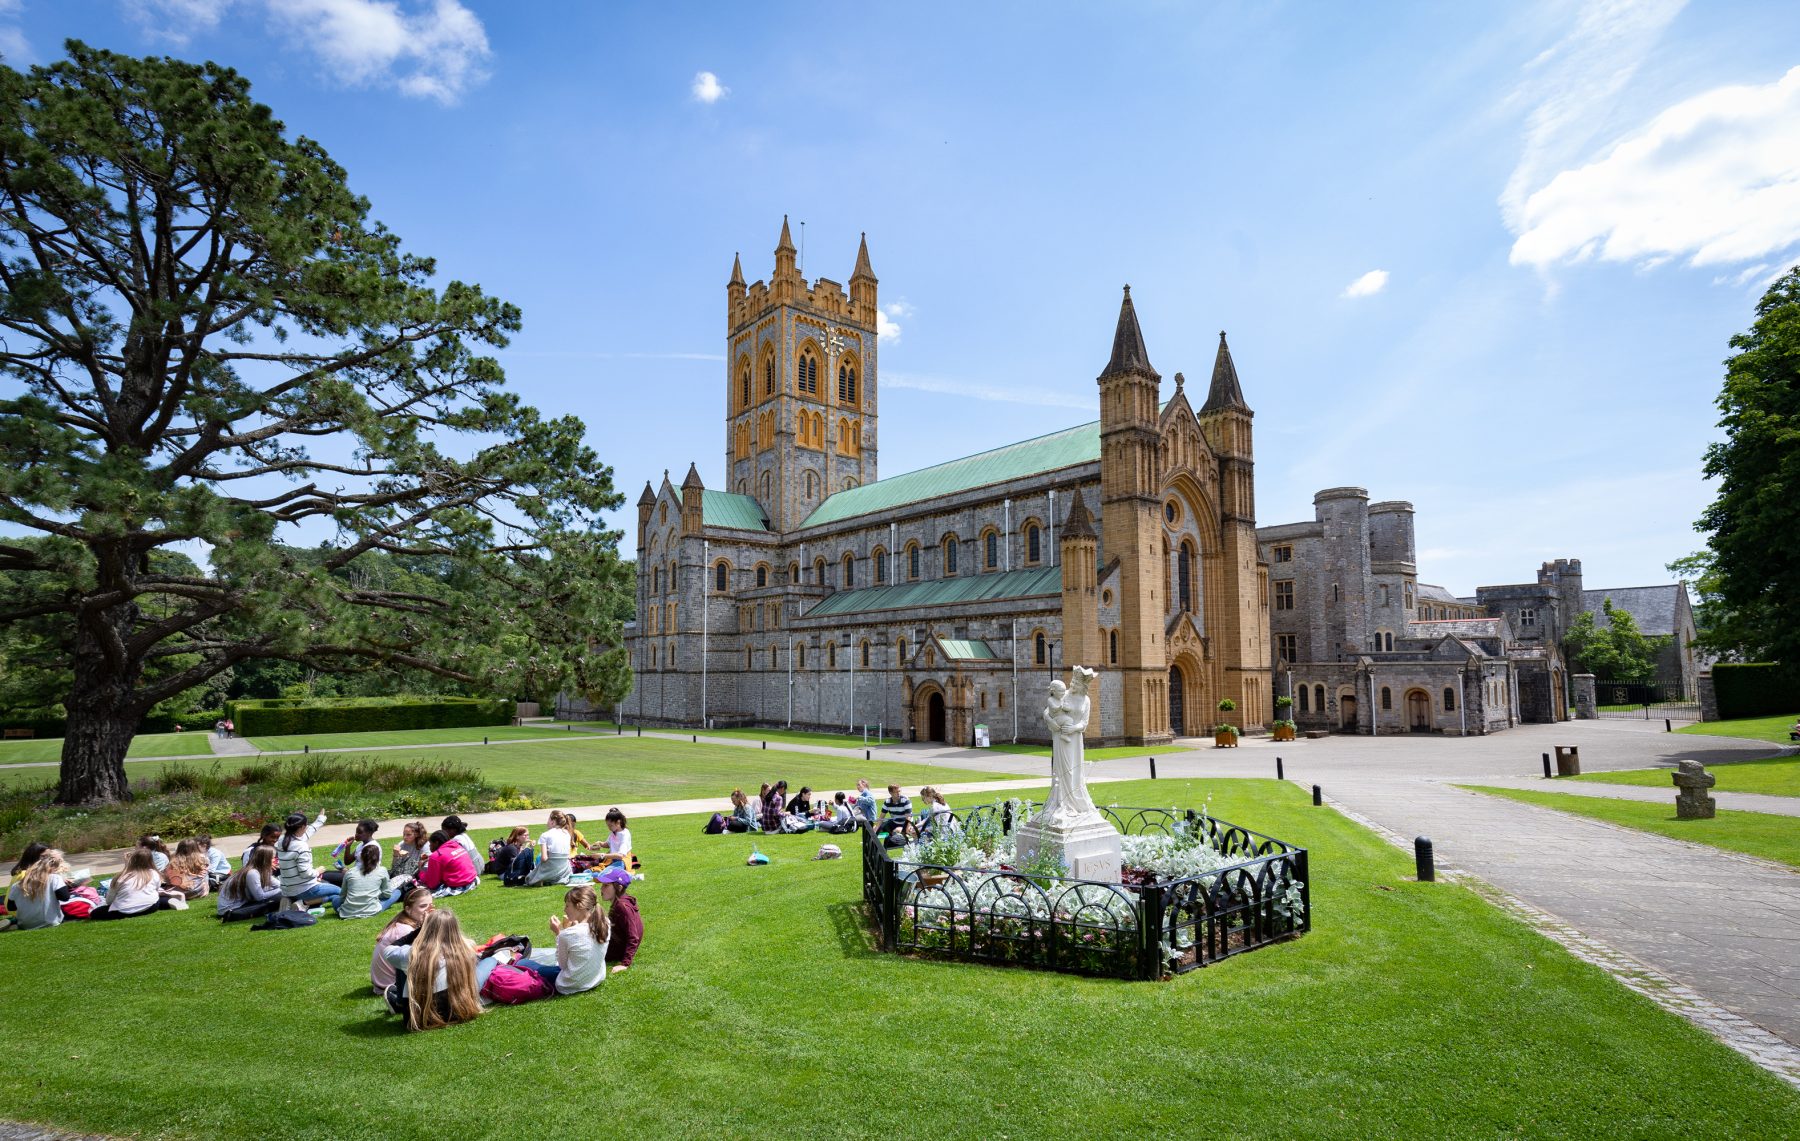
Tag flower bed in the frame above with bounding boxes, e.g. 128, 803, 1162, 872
861, 801, 1310, 980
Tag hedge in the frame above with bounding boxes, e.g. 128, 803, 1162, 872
222, 696, 512, 738
1711, 663, 1800, 720
0, 708, 219, 740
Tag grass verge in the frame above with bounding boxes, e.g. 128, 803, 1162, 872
246, 725, 578, 751
1677, 712, 1800, 746
991, 742, 1192, 761
669, 726, 901, 748
1461, 784, 1800, 868
0, 732, 214, 766
1571, 755, 1800, 798
0, 778, 1793, 1138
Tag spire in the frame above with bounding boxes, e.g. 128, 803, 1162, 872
729, 252, 745, 286
1099, 285, 1157, 379
776, 215, 795, 253
637, 481, 656, 506
681, 462, 705, 491
852, 232, 876, 281
1202, 330, 1249, 413
1061, 486, 1097, 540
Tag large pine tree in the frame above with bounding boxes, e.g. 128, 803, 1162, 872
0, 45, 629, 803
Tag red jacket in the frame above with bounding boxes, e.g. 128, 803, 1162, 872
419, 844, 476, 890
607, 892, 643, 967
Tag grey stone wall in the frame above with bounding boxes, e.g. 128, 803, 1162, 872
1573, 673, 1596, 719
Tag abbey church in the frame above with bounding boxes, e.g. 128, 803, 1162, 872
624, 221, 1273, 745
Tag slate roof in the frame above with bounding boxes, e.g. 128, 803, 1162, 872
803, 566, 1063, 618
1582, 586, 1682, 636
798, 421, 1105, 529
1416, 583, 1462, 603
702, 490, 770, 531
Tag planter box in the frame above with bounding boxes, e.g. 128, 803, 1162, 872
1214, 731, 1239, 748
1272, 725, 1296, 742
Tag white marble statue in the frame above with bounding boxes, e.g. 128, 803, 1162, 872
1017, 665, 1121, 882
1040, 666, 1099, 826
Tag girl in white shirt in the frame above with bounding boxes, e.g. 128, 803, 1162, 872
95, 849, 181, 919
515, 884, 610, 996
595, 808, 632, 871
525, 810, 573, 886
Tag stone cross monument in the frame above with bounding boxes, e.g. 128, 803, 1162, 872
1672, 759, 1716, 820
1015, 665, 1123, 882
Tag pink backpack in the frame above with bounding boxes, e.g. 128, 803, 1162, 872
481, 964, 553, 1005
60, 884, 103, 920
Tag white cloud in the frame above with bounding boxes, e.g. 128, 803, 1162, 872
877, 301, 911, 344
1341, 269, 1389, 298
691, 70, 728, 104
1510, 64, 1800, 271
1499, 0, 1688, 236
0, 24, 27, 65
272, 0, 490, 104
124, 0, 237, 44
884, 371, 1090, 410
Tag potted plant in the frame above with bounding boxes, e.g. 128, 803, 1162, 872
1272, 696, 1296, 741
1213, 697, 1239, 748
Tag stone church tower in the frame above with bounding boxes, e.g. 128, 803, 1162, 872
725, 219, 880, 533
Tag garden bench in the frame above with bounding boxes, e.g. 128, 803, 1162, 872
3, 728, 33, 739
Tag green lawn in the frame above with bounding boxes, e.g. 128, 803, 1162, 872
0, 737, 1009, 806
1677, 712, 1800, 745
0, 732, 213, 765
246, 724, 584, 751
991, 742, 1193, 761
1462, 785, 1800, 868
687, 727, 901, 748
0, 778, 1792, 1139
1572, 755, 1800, 798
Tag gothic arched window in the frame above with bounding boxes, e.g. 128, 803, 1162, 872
1108, 628, 1118, 664
985, 531, 999, 570
1178, 540, 1194, 612
907, 543, 920, 580
764, 356, 775, 395
714, 561, 729, 593
1298, 685, 1310, 713
1034, 631, 1047, 665
739, 359, 751, 408
838, 362, 857, 404
1026, 524, 1041, 565
944, 535, 959, 575
799, 347, 819, 394
755, 564, 768, 588
873, 547, 887, 584
842, 552, 855, 589
1314, 684, 1325, 712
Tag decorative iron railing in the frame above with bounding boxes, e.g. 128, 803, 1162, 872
860, 804, 1310, 980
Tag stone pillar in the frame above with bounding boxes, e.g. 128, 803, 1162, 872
1672, 760, 1716, 819
1572, 673, 1597, 720
1697, 670, 1719, 722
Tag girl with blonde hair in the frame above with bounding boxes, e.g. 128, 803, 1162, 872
6, 848, 75, 929
162, 839, 211, 900
94, 848, 183, 918
217, 845, 281, 921
381, 908, 487, 1031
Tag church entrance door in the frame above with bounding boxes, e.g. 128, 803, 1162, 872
1169, 665, 1186, 736
1339, 695, 1358, 730
1406, 689, 1431, 732
927, 692, 946, 742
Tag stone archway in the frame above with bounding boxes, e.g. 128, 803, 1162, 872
1169, 664, 1186, 736
1405, 688, 1431, 732
1339, 692, 1359, 731
913, 683, 948, 742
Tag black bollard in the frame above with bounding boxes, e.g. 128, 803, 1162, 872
616, 723, 621, 735
1002, 801, 1014, 834
865, 749, 870, 761
1149, 756, 1157, 780
1311, 784, 1322, 806
692, 734, 697, 743
483, 736, 488, 745
1542, 752, 1553, 779
304, 744, 309, 754
1276, 756, 1284, 781
636, 726, 642, 737
1664, 718, 1672, 733
762, 740, 767, 750
1415, 836, 1435, 882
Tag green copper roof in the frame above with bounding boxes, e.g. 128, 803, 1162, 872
798, 419, 1102, 529
703, 489, 769, 531
804, 565, 1063, 618
937, 638, 1000, 661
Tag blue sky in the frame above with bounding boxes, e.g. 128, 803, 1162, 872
6, 0, 1799, 595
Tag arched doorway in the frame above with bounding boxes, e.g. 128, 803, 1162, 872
927, 692, 946, 742
1169, 664, 1186, 735
1406, 689, 1431, 732
1339, 694, 1358, 731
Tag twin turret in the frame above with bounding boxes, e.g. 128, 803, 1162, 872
727, 217, 878, 330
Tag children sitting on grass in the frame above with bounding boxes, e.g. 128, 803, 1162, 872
337, 841, 401, 919
599, 866, 642, 973
485, 826, 530, 877
441, 816, 482, 867
726, 788, 758, 832
390, 821, 428, 881
524, 811, 573, 886
217, 846, 282, 922
880, 784, 915, 841
196, 833, 230, 888
327, 820, 381, 886
418, 829, 479, 897
94, 848, 187, 918
277, 810, 340, 910
380, 907, 494, 1031
761, 780, 788, 832
162, 839, 211, 900
243, 824, 279, 868
565, 813, 595, 853
6, 848, 78, 930
511, 884, 609, 997
593, 808, 633, 871
370, 886, 433, 994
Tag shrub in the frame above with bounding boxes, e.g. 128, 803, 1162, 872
223, 695, 510, 737
1711, 663, 1800, 719
156, 766, 204, 794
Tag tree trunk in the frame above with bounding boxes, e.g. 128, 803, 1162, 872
57, 605, 144, 805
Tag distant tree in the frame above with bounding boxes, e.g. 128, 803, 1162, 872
0, 46, 625, 803
1694, 265, 1800, 665
1564, 598, 1667, 683
1666, 550, 1756, 661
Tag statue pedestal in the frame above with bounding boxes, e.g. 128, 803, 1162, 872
1016, 812, 1122, 883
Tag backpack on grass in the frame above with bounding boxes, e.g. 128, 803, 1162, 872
703, 813, 726, 835
482, 964, 553, 1005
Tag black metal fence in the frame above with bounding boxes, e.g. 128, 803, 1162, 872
861, 804, 1310, 980
1593, 680, 1699, 720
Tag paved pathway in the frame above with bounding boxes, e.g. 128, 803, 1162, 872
1469, 776, 1800, 817
208, 732, 260, 757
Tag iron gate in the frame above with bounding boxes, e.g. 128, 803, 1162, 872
1593, 680, 1698, 720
